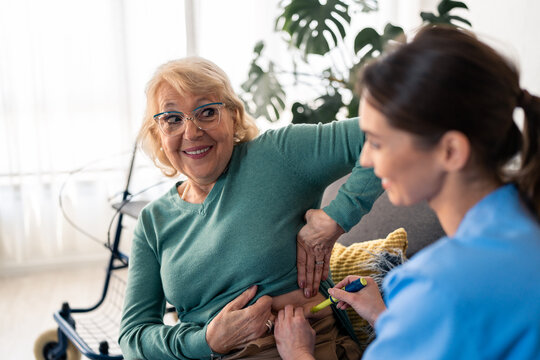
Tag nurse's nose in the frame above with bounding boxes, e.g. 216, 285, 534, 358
359, 145, 373, 168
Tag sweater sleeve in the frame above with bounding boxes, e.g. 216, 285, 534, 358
323, 163, 382, 232
119, 215, 212, 360
269, 117, 382, 231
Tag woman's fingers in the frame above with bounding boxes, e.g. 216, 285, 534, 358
207, 287, 274, 353
297, 225, 326, 298
296, 241, 307, 289
297, 209, 345, 298
312, 260, 324, 298
305, 251, 315, 297
328, 277, 386, 327
333, 275, 361, 290
251, 295, 273, 336
275, 305, 316, 360
294, 305, 306, 318
223, 285, 258, 311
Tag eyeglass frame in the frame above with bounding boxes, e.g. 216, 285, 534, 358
153, 102, 224, 136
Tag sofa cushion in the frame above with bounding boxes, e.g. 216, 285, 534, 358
330, 228, 408, 347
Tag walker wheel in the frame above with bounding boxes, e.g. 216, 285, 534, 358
34, 329, 81, 360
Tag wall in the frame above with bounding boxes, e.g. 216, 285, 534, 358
466, 0, 540, 94
381, 0, 539, 94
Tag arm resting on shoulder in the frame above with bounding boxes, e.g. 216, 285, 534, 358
287, 119, 382, 296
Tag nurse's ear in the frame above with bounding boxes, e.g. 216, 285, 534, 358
437, 130, 471, 172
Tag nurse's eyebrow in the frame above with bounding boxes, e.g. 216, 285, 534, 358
363, 130, 380, 138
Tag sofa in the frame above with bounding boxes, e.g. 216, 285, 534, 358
322, 174, 445, 257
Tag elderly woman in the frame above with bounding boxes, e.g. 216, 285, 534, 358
274, 26, 540, 360
118, 57, 381, 359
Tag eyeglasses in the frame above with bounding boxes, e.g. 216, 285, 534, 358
153, 102, 223, 136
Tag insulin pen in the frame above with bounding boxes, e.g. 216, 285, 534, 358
310, 277, 368, 313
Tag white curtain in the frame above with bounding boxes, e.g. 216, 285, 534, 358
0, 0, 187, 273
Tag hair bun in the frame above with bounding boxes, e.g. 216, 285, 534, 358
518, 89, 532, 108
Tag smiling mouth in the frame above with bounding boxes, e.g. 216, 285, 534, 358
182, 146, 213, 159
184, 147, 211, 155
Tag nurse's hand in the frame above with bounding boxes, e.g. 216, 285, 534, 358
206, 285, 274, 354
297, 209, 344, 298
275, 305, 315, 360
329, 276, 386, 327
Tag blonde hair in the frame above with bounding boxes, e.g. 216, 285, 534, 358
138, 57, 259, 177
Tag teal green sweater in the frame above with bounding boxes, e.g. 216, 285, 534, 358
119, 119, 382, 359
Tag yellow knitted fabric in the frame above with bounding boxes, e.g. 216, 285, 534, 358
329, 228, 408, 346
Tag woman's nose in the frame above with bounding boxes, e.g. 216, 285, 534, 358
183, 117, 203, 140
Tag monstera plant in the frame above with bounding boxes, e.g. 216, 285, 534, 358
241, 0, 471, 124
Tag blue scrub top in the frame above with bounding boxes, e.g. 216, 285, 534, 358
363, 184, 540, 360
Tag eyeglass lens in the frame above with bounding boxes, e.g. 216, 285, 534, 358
157, 103, 221, 135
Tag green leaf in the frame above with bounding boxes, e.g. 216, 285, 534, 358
291, 92, 343, 124
351, 0, 379, 13
253, 41, 265, 56
291, 103, 311, 124
381, 23, 404, 42
277, 0, 351, 56
438, 0, 468, 16
241, 60, 286, 123
447, 14, 472, 27
240, 63, 263, 93
421, 0, 471, 27
354, 27, 380, 55
420, 12, 438, 23
354, 23, 403, 65
347, 95, 359, 118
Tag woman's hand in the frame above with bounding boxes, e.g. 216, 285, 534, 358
206, 285, 274, 354
297, 209, 345, 298
329, 276, 386, 327
274, 305, 315, 360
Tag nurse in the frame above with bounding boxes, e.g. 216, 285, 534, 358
275, 25, 540, 360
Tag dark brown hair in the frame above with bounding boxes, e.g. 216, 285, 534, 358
361, 25, 540, 217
